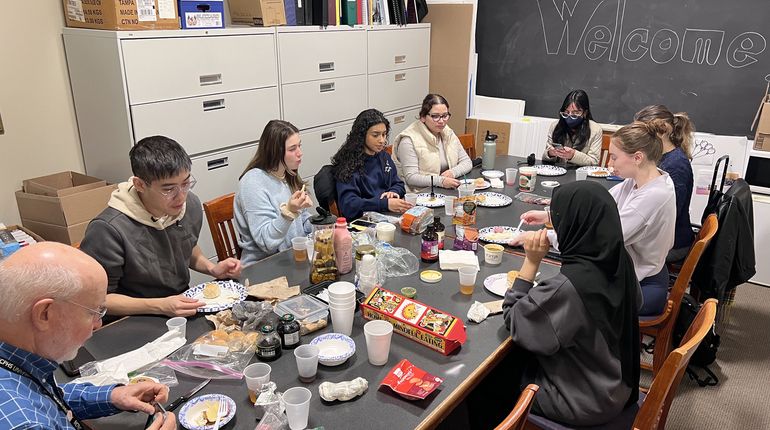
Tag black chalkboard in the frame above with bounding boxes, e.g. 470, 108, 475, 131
475, 0, 770, 137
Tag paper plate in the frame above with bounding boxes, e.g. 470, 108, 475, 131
415, 193, 447, 208
459, 178, 491, 190
535, 165, 567, 176
483, 273, 537, 297
481, 170, 505, 180
478, 226, 521, 244
576, 166, 613, 177
475, 192, 513, 208
182, 280, 246, 313
311, 333, 356, 366
178, 394, 236, 430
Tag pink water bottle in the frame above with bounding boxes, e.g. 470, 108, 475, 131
333, 217, 353, 275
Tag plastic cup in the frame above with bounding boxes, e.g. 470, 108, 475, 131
444, 196, 456, 216
283, 387, 312, 430
330, 306, 355, 336
404, 193, 418, 205
575, 170, 588, 181
294, 344, 320, 383
244, 363, 271, 403
484, 244, 504, 265
292, 237, 309, 262
458, 184, 474, 198
505, 168, 518, 186
458, 266, 478, 295
519, 167, 537, 191
364, 320, 394, 366
375, 222, 396, 243
165, 317, 187, 338
544, 206, 553, 229
328, 282, 356, 300
306, 238, 315, 262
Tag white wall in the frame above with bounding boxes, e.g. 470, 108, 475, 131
0, 3, 84, 225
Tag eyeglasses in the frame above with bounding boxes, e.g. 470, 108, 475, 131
428, 112, 452, 121
559, 111, 584, 120
153, 176, 197, 200
64, 299, 107, 320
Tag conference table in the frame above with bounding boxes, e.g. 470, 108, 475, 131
63, 156, 614, 430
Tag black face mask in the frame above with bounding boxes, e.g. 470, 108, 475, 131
565, 116, 584, 128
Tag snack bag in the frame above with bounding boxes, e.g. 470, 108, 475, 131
452, 196, 477, 226
401, 206, 434, 234
380, 359, 444, 400
452, 226, 479, 251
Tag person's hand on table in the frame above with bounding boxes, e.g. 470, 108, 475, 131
441, 175, 461, 189
520, 210, 549, 225
110, 382, 169, 414
147, 412, 176, 430
380, 191, 400, 199
388, 198, 414, 214
211, 257, 242, 279
157, 295, 204, 317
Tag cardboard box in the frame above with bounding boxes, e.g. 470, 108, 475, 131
23, 171, 107, 197
62, 0, 180, 31
753, 102, 770, 151
465, 118, 511, 157
228, 0, 286, 26
179, 0, 225, 29
361, 287, 466, 355
19, 220, 90, 246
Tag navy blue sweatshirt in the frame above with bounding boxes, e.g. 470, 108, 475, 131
659, 148, 695, 250
335, 152, 406, 220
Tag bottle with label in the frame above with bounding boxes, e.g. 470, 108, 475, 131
256, 324, 282, 362
333, 217, 353, 275
432, 216, 445, 250
420, 224, 439, 263
482, 130, 498, 170
277, 314, 301, 349
310, 211, 339, 284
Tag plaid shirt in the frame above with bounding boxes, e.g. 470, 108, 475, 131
0, 342, 121, 429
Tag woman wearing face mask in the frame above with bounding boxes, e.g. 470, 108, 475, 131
542, 89, 603, 166
235, 120, 314, 265
392, 94, 473, 192
332, 109, 413, 220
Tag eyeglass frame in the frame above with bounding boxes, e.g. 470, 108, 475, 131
145, 175, 198, 200
559, 111, 585, 120
63, 299, 108, 320
427, 112, 452, 122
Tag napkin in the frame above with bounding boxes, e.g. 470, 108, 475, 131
490, 178, 504, 189
74, 330, 186, 385
438, 250, 480, 271
467, 301, 491, 323
247, 276, 300, 303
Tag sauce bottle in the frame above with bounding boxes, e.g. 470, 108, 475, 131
420, 224, 439, 263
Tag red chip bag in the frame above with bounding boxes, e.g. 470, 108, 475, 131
380, 359, 444, 400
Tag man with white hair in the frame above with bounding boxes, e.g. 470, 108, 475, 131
0, 242, 176, 429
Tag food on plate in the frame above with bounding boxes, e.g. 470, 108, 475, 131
202, 282, 221, 299
485, 230, 517, 241
474, 177, 486, 187
204, 402, 219, 422
592, 170, 610, 177
507, 270, 519, 288
475, 194, 487, 203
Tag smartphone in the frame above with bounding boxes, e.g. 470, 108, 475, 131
349, 219, 377, 231
60, 347, 96, 377
551, 143, 564, 149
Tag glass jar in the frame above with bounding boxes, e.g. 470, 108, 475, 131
277, 314, 301, 349
310, 224, 339, 284
256, 324, 282, 362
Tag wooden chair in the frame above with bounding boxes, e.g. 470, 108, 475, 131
495, 384, 539, 430
599, 132, 612, 167
202, 193, 241, 262
525, 299, 718, 430
640, 214, 718, 377
458, 133, 477, 159
385, 145, 393, 155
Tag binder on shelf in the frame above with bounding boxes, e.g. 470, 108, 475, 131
335, 0, 341, 25
296, 0, 305, 24
313, 0, 328, 25
405, 0, 417, 23
341, 0, 357, 25
284, 0, 297, 24
304, 0, 314, 25
327, 0, 336, 25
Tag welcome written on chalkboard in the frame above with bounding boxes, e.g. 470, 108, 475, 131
476, 0, 770, 137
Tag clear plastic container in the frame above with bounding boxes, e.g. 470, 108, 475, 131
274, 294, 329, 323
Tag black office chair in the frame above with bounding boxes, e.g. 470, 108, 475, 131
313, 165, 340, 216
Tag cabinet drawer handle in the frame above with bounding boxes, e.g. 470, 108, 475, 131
202, 99, 225, 111
395, 55, 407, 64
395, 73, 406, 82
320, 82, 335, 93
321, 131, 337, 142
394, 115, 406, 124
319, 62, 335, 72
199, 73, 222, 86
207, 157, 229, 170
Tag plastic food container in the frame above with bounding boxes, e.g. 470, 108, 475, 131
274, 294, 329, 323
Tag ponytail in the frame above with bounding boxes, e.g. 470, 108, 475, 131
672, 112, 695, 160
612, 121, 664, 164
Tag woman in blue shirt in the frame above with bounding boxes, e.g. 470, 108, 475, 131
332, 109, 413, 220
635, 105, 696, 262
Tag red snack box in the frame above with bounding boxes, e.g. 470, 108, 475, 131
380, 358, 444, 400
361, 287, 467, 355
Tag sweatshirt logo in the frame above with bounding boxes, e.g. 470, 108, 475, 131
384, 160, 392, 173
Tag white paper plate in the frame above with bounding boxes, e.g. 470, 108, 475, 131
459, 178, 491, 190
311, 333, 356, 366
576, 166, 613, 177
182, 280, 246, 313
415, 193, 447, 208
178, 394, 236, 430
478, 226, 521, 244
481, 170, 505, 179
484, 273, 537, 297
535, 165, 567, 176
475, 192, 513, 208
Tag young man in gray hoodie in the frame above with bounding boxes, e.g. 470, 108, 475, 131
80, 136, 241, 317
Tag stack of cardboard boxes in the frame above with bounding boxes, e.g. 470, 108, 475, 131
754, 92, 770, 152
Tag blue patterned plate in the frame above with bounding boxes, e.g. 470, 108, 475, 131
310, 333, 356, 366
178, 393, 236, 430
475, 192, 513, 208
415, 193, 447, 208
478, 226, 522, 244
535, 165, 567, 176
182, 280, 246, 313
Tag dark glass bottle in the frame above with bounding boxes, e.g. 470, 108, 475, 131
256, 324, 282, 362
432, 216, 445, 250
420, 224, 439, 263
277, 314, 301, 349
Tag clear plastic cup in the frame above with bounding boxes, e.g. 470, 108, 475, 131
165, 317, 187, 338
283, 387, 312, 430
404, 193, 418, 205
505, 168, 518, 186
444, 196, 456, 216
458, 184, 475, 198
458, 266, 478, 295
244, 363, 271, 403
364, 320, 394, 366
306, 238, 315, 262
375, 222, 396, 243
291, 237, 309, 262
294, 344, 320, 383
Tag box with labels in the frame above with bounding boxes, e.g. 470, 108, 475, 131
228, 0, 287, 26
62, 0, 180, 31
179, 0, 225, 29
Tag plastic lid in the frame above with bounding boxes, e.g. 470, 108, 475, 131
336, 217, 347, 226
274, 294, 329, 322
280, 313, 295, 322
420, 270, 443, 283
261, 324, 275, 333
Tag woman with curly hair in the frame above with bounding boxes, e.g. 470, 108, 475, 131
332, 109, 412, 220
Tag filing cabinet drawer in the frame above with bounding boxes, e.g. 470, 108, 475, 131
278, 30, 367, 84
368, 66, 429, 114
282, 74, 366, 130
368, 27, 430, 73
122, 34, 277, 104
131, 87, 280, 156
386, 107, 420, 140
297, 120, 354, 179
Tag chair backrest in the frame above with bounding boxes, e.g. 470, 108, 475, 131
634, 299, 718, 430
385, 145, 393, 155
458, 133, 477, 159
494, 384, 539, 430
202, 193, 241, 262
600, 132, 612, 167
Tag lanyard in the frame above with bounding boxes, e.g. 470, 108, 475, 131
0, 357, 90, 430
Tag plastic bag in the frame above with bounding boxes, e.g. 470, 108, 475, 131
231, 301, 275, 332
126, 364, 179, 387
163, 330, 258, 379
351, 232, 419, 281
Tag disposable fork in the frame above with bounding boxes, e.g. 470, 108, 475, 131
212, 398, 227, 430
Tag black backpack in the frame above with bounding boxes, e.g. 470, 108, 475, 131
672, 293, 720, 386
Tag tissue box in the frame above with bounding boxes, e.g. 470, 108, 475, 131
362, 288, 466, 355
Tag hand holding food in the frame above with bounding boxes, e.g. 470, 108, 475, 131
287, 189, 313, 213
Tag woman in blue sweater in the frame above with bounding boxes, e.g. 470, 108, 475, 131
634, 105, 696, 262
332, 109, 413, 220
